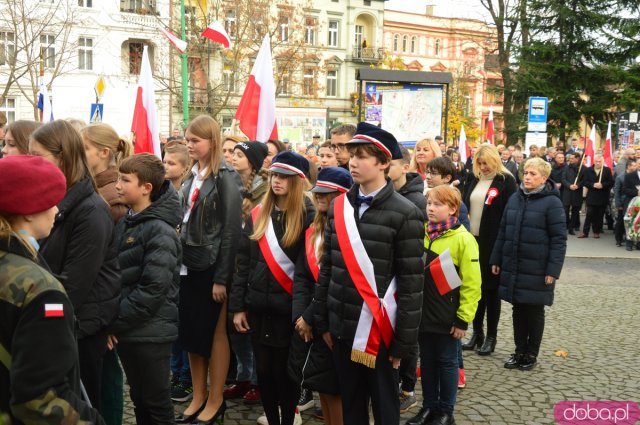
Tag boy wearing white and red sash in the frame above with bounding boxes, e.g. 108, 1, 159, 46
314, 123, 425, 425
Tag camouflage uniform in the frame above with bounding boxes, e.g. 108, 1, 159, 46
0, 237, 104, 425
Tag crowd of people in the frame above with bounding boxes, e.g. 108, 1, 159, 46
0, 112, 639, 425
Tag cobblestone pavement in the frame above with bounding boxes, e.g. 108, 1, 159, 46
123, 255, 640, 425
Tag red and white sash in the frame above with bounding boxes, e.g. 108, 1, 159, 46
305, 226, 321, 282
333, 194, 397, 368
251, 205, 295, 295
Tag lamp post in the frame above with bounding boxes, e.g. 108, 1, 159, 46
181, 0, 189, 127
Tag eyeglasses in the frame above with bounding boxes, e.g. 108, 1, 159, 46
330, 143, 347, 152
425, 170, 441, 177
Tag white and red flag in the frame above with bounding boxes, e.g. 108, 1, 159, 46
603, 121, 613, 170
160, 27, 187, 53
44, 303, 64, 318
584, 125, 597, 167
429, 249, 462, 296
459, 124, 470, 164
131, 46, 161, 157
235, 35, 278, 142
486, 106, 495, 145
201, 21, 231, 49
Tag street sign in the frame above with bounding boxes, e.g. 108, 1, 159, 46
528, 96, 548, 132
525, 132, 547, 151
95, 76, 106, 100
90, 103, 103, 123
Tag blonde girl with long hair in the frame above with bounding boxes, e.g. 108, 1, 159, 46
231, 151, 315, 425
177, 115, 243, 425
410, 138, 442, 180
81, 123, 132, 223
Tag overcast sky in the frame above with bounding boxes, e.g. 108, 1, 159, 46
385, 0, 491, 21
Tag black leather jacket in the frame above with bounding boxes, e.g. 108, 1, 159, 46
180, 162, 243, 285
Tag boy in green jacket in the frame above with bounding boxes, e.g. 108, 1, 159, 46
407, 185, 481, 425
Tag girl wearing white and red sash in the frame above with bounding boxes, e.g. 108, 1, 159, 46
290, 167, 352, 425
231, 151, 315, 425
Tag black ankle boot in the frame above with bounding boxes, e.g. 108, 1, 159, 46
406, 407, 434, 425
461, 332, 484, 351
429, 412, 456, 425
477, 336, 496, 356
518, 354, 537, 371
504, 353, 522, 369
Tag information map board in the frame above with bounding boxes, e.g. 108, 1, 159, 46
364, 82, 443, 145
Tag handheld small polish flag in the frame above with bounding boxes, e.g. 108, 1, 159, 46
429, 249, 462, 296
201, 21, 231, 48
603, 121, 613, 170
235, 35, 278, 142
160, 27, 187, 53
486, 106, 495, 145
131, 46, 161, 157
584, 125, 597, 167
37, 78, 54, 122
459, 124, 469, 164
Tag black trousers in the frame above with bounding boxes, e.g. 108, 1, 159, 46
512, 304, 545, 358
332, 339, 399, 425
472, 287, 501, 338
252, 341, 299, 425
78, 331, 108, 412
615, 208, 626, 243
398, 345, 418, 393
118, 342, 174, 425
583, 204, 606, 234
564, 204, 581, 230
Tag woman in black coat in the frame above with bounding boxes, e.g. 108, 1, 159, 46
461, 145, 517, 356
29, 120, 121, 413
578, 155, 614, 238
490, 158, 567, 370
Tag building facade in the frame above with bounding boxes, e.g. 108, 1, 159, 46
383, 7, 502, 142
0, 0, 171, 137
170, 0, 385, 145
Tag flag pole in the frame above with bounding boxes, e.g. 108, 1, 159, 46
180, 0, 189, 127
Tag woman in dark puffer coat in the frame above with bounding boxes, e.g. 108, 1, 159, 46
490, 158, 567, 371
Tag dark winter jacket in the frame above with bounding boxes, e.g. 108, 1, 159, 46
314, 180, 425, 359
622, 172, 640, 210
550, 164, 566, 190
40, 176, 121, 339
181, 163, 243, 284
0, 236, 104, 425
230, 197, 315, 346
398, 172, 426, 219
561, 163, 585, 207
490, 181, 567, 306
461, 172, 517, 290
583, 166, 614, 206
287, 227, 339, 394
110, 182, 182, 343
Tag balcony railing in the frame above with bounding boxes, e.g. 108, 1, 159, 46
350, 46, 384, 62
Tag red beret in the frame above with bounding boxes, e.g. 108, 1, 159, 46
0, 155, 67, 215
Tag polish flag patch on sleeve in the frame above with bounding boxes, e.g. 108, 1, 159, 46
44, 303, 64, 318
429, 249, 462, 296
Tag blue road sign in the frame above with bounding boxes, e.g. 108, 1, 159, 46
90, 103, 103, 123
528, 97, 548, 132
